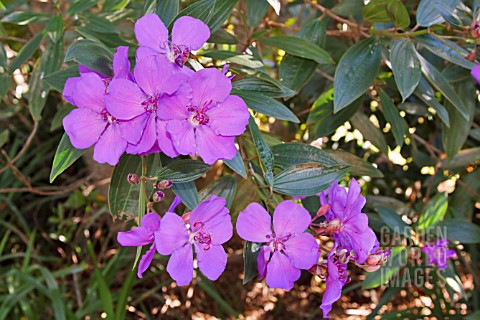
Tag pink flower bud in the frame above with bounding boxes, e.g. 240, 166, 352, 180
127, 173, 140, 184
156, 179, 173, 190
152, 191, 165, 202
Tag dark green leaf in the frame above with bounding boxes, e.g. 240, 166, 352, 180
49, 134, 85, 183
0, 73, 10, 99
271, 142, 339, 169
1, 11, 49, 25
174, 0, 215, 26
209, 0, 238, 33
413, 77, 449, 127
386, 0, 410, 29
325, 150, 384, 178
363, 0, 391, 22
350, 111, 389, 154
235, 92, 299, 123
441, 147, 480, 169
417, 193, 448, 230
0, 43, 7, 68
80, 14, 119, 34
416, 0, 458, 27
199, 175, 237, 208
334, 37, 381, 113
156, 160, 210, 183
379, 90, 407, 147
8, 32, 44, 73
0, 129, 8, 148
436, 219, 480, 243
67, 0, 98, 17
233, 78, 295, 98
208, 28, 238, 44
50, 104, 75, 131
64, 40, 113, 76
75, 27, 133, 48
362, 246, 407, 289
224, 150, 247, 179
246, 0, 269, 27
415, 34, 475, 70
46, 15, 64, 43
377, 207, 413, 238
435, 1, 462, 27
43, 66, 80, 93
153, 0, 179, 26
248, 117, 274, 186
260, 36, 333, 65
390, 39, 421, 102
273, 163, 350, 196
172, 181, 199, 210
243, 241, 261, 284
200, 50, 263, 69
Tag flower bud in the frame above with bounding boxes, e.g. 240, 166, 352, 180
308, 263, 327, 280
471, 20, 480, 38
127, 173, 140, 184
152, 191, 165, 202
156, 179, 173, 190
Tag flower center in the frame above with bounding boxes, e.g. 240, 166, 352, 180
325, 218, 343, 234
267, 233, 291, 253
142, 95, 158, 113
162, 41, 190, 67
189, 221, 212, 250
100, 110, 116, 124
187, 100, 213, 127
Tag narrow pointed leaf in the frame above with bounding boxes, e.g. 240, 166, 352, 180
379, 90, 407, 147
235, 92, 299, 123
156, 160, 210, 183
50, 134, 86, 183
260, 36, 333, 65
390, 39, 421, 102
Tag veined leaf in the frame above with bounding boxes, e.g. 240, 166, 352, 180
199, 175, 237, 209
390, 39, 421, 102
234, 92, 299, 123
248, 117, 274, 187
260, 36, 333, 65
417, 193, 448, 230
49, 134, 85, 183
271, 142, 340, 169
379, 90, 408, 147
349, 111, 389, 154
156, 160, 210, 183
64, 39, 113, 76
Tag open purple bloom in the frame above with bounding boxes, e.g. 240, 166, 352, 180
117, 213, 161, 278
105, 55, 187, 156
471, 64, 480, 84
135, 14, 210, 67
320, 179, 377, 264
422, 238, 456, 270
155, 196, 233, 286
62, 72, 128, 165
320, 250, 349, 318
158, 68, 249, 164
236, 201, 320, 290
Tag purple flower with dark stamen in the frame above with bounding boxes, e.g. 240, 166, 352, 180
157, 67, 249, 164
117, 213, 161, 278
155, 196, 233, 286
422, 238, 456, 270
105, 55, 188, 156
320, 250, 350, 318
320, 179, 377, 264
135, 14, 210, 67
236, 201, 320, 290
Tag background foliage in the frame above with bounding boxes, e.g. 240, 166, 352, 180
0, 0, 479, 318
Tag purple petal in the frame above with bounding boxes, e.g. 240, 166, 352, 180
336, 218, 377, 264
135, 13, 168, 51
113, 46, 131, 80
273, 201, 311, 236
206, 95, 249, 136
105, 79, 146, 120
137, 141, 162, 156
195, 243, 227, 281
471, 64, 480, 83
137, 244, 156, 278
320, 278, 343, 318
166, 120, 195, 156
344, 178, 366, 220
172, 16, 210, 51
156, 119, 180, 158
189, 68, 232, 106
167, 244, 194, 286
284, 233, 319, 269
327, 182, 348, 220
236, 202, 272, 243
157, 83, 192, 121
93, 122, 127, 165
118, 113, 149, 145
163, 71, 192, 95
72, 73, 106, 113
195, 125, 236, 164
265, 251, 300, 290
63, 77, 80, 105
155, 211, 189, 255
190, 196, 232, 245
136, 46, 159, 61
117, 226, 153, 247
257, 245, 272, 280
168, 195, 183, 213
125, 114, 156, 155
141, 212, 161, 231
134, 55, 177, 96
63, 108, 106, 149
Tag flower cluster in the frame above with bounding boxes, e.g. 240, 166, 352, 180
63, 14, 249, 165
422, 238, 456, 270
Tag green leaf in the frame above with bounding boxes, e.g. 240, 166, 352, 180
325, 149, 384, 178
273, 163, 350, 196
172, 181, 199, 210
334, 37, 381, 113
209, 0, 238, 33
377, 207, 412, 238
43, 66, 80, 92
436, 219, 480, 243
416, 0, 458, 27
8, 32, 44, 73
199, 175, 237, 209
379, 90, 407, 147
51, 104, 76, 131
0, 129, 8, 148
1, 11, 50, 25
417, 193, 448, 230
200, 50, 263, 69
234, 92, 299, 123
441, 147, 480, 169
153, 0, 179, 26
390, 39, 421, 102
246, 0, 269, 27
80, 13, 119, 34
0, 43, 7, 68
67, 0, 98, 17
64, 39, 113, 76
386, 0, 410, 29
49, 134, 85, 183
243, 241, 261, 284
260, 36, 333, 65
413, 77, 449, 127
248, 117, 274, 187
0, 73, 10, 99
307, 88, 362, 138
75, 27, 133, 49
233, 78, 295, 98
415, 35, 475, 70
271, 142, 340, 169
208, 28, 238, 44
156, 160, 210, 183
174, 0, 215, 26
363, 0, 391, 22
46, 15, 64, 43
349, 111, 389, 154
362, 246, 407, 289
224, 150, 247, 179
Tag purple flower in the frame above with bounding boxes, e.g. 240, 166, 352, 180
320, 179, 377, 264
155, 196, 233, 286
157, 68, 249, 164
117, 213, 161, 278
422, 238, 456, 270
105, 55, 187, 156
320, 251, 349, 318
236, 201, 320, 290
471, 64, 480, 83
135, 14, 210, 67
